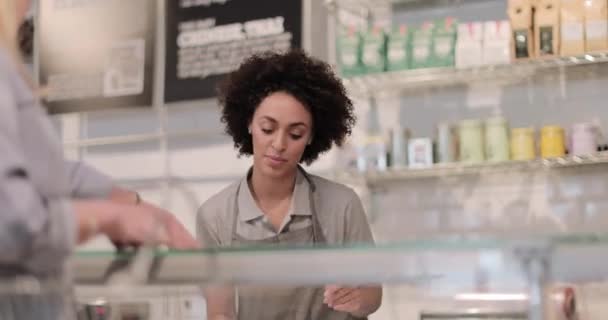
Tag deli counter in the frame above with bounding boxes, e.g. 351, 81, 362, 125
61, 234, 608, 320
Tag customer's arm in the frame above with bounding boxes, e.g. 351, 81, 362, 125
64, 160, 139, 204
0, 80, 74, 274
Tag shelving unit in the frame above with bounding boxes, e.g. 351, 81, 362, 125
334, 152, 608, 185
342, 52, 608, 97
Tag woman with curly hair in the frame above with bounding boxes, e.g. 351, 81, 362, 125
197, 50, 382, 320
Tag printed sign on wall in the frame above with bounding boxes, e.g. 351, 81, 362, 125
38, 0, 157, 114
164, 0, 302, 103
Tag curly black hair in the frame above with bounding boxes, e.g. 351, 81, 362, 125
218, 49, 356, 165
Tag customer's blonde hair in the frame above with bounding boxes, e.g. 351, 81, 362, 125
0, 0, 21, 62
0, 0, 37, 91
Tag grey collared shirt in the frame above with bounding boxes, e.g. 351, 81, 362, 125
197, 169, 374, 246
0, 47, 113, 276
235, 169, 313, 239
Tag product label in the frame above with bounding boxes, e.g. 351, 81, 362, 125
561, 22, 584, 41
586, 20, 608, 39
513, 29, 530, 58
388, 46, 406, 61
434, 38, 452, 56
539, 26, 554, 55
341, 51, 357, 66
362, 46, 380, 65
413, 43, 429, 61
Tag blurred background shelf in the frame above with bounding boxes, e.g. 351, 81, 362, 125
334, 152, 608, 185
342, 53, 608, 98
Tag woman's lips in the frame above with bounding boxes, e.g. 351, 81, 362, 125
265, 155, 287, 166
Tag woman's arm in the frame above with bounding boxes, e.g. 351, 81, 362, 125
197, 204, 237, 319
324, 190, 382, 317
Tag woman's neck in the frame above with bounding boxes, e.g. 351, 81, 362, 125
249, 167, 297, 202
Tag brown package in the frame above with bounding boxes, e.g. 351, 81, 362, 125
535, 0, 561, 57
560, 0, 585, 56
584, 0, 608, 52
508, 0, 535, 59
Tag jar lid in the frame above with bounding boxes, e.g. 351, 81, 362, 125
541, 125, 564, 133
511, 127, 534, 134
459, 119, 482, 127
485, 117, 508, 126
572, 122, 596, 131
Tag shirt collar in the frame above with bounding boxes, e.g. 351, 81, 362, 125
237, 169, 312, 222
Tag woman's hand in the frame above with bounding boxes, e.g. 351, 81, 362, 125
324, 285, 382, 318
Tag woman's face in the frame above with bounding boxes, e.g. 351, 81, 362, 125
250, 91, 313, 179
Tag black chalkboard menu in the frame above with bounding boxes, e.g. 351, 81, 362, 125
164, 0, 303, 103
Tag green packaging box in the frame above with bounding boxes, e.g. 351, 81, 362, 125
337, 26, 363, 77
360, 26, 387, 74
431, 18, 457, 68
410, 22, 434, 69
386, 25, 410, 71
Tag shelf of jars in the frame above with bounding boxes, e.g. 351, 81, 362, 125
333, 152, 608, 185
342, 52, 608, 98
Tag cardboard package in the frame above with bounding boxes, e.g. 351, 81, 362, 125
584, 0, 608, 52
337, 26, 363, 77
560, 0, 585, 56
508, 0, 535, 59
456, 22, 484, 68
360, 26, 387, 74
432, 18, 457, 67
535, 0, 560, 57
386, 25, 411, 71
410, 22, 434, 69
483, 20, 512, 65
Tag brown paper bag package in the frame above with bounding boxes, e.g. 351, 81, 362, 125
560, 0, 585, 56
509, 0, 535, 59
584, 0, 608, 52
535, 0, 561, 57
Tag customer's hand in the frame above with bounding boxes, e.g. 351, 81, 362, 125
139, 201, 200, 249
73, 200, 200, 249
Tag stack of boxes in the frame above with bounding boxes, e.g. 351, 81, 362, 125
336, 0, 608, 77
507, 0, 608, 60
455, 21, 512, 68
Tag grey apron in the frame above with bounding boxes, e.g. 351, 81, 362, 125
230, 168, 362, 320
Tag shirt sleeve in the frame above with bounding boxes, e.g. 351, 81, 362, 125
0, 73, 75, 274
196, 203, 223, 248
64, 160, 113, 199
343, 190, 375, 244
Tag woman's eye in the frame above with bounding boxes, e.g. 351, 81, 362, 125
290, 134, 303, 140
261, 129, 273, 134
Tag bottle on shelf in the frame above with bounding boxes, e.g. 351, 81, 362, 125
540, 125, 566, 158
485, 117, 511, 162
511, 127, 537, 160
357, 98, 387, 172
458, 119, 485, 163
